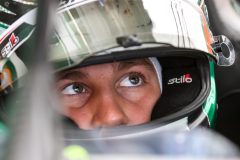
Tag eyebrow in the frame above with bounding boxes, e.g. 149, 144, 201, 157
57, 70, 88, 80
117, 59, 153, 71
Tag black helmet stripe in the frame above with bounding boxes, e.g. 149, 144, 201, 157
0, 12, 18, 25
0, 0, 36, 25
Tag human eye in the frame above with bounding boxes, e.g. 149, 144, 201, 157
61, 83, 88, 95
119, 72, 145, 87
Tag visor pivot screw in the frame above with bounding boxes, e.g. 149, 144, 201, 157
116, 35, 142, 48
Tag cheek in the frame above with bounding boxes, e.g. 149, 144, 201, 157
119, 86, 160, 105
58, 96, 94, 129
63, 107, 94, 129
58, 94, 90, 109
118, 87, 151, 102
122, 88, 161, 124
125, 101, 154, 125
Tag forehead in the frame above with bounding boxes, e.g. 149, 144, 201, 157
77, 58, 152, 69
58, 58, 154, 78
117, 58, 153, 70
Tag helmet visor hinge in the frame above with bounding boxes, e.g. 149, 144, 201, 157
212, 35, 235, 66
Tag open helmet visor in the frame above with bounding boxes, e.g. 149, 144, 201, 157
50, 0, 216, 71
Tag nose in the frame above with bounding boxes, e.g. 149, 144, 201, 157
91, 91, 129, 128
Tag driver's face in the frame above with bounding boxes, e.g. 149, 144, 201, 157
56, 58, 161, 130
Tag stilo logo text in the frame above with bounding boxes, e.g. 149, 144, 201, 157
168, 74, 192, 85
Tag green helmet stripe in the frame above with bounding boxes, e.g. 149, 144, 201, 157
202, 61, 217, 127
0, 23, 8, 30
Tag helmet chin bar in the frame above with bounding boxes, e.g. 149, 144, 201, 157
212, 35, 235, 66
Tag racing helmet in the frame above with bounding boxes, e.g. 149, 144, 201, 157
0, 0, 236, 137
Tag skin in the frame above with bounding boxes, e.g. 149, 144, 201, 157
56, 58, 161, 130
